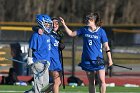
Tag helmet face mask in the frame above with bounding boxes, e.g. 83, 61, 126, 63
44, 22, 52, 28
36, 14, 53, 33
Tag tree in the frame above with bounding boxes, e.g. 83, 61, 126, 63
0, 0, 140, 24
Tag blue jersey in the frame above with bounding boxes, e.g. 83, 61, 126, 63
76, 26, 108, 61
50, 32, 60, 59
49, 32, 62, 71
77, 26, 108, 71
29, 32, 51, 63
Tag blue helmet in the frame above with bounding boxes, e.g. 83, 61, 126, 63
36, 14, 53, 33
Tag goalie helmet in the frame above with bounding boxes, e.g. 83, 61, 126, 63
36, 14, 53, 33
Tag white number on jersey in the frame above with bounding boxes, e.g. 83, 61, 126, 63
88, 40, 92, 45
54, 40, 59, 46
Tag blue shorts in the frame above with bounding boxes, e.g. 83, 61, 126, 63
49, 58, 62, 71
78, 61, 105, 71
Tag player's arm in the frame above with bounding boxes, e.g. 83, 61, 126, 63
27, 48, 34, 66
59, 17, 77, 37
103, 42, 113, 66
27, 34, 37, 66
28, 48, 33, 57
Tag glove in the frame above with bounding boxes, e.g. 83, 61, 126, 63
58, 43, 65, 50
32, 26, 39, 32
27, 57, 34, 66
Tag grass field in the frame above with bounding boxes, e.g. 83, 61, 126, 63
0, 85, 139, 93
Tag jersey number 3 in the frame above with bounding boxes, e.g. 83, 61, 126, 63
88, 40, 92, 45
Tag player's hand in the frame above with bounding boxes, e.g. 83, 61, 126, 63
38, 29, 43, 35
59, 43, 65, 50
108, 60, 113, 67
32, 26, 43, 35
59, 17, 65, 25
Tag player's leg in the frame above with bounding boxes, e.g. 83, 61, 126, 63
86, 71, 96, 93
41, 72, 53, 93
33, 62, 49, 93
52, 71, 61, 93
42, 65, 50, 88
97, 69, 106, 93
33, 63, 44, 93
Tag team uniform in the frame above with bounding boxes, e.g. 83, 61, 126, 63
49, 31, 62, 71
28, 32, 51, 93
76, 26, 108, 71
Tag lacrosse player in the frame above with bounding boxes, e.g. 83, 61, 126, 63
49, 18, 65, 93
24, 14, 52, 93
33, 17, 65, 93
59, 12, 113, 93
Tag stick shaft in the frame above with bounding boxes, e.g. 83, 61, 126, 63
113, 64, 132, 70
6, 58, 25, 64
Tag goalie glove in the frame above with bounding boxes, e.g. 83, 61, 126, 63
27, 57, 34, 66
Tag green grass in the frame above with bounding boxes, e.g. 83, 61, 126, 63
0, 85, 139, 93
61, 86, 140, 92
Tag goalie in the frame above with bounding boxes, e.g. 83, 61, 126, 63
24, 14, 52, 93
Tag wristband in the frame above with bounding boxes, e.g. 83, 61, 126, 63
106, 50, 111, 53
